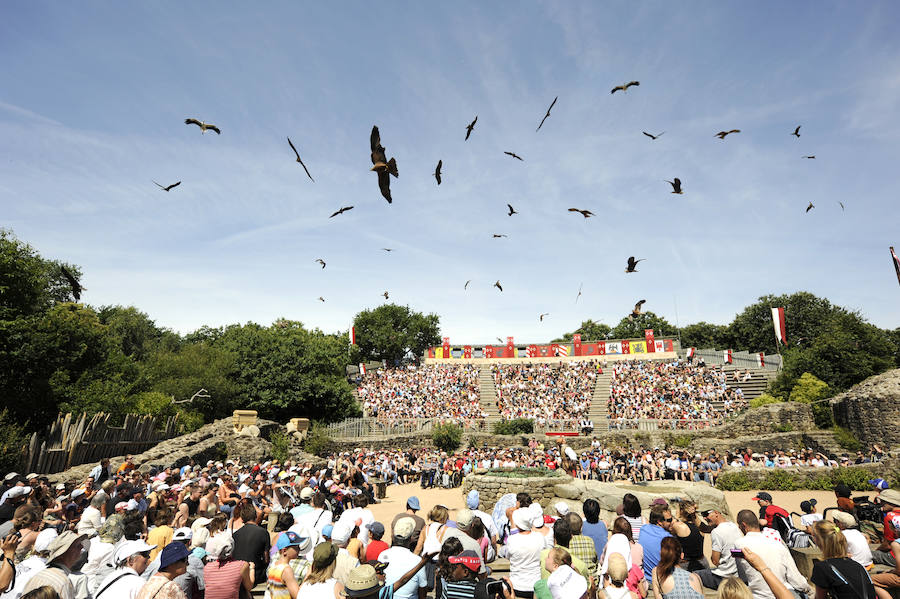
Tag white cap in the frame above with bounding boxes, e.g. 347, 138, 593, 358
55, 484, 66, 491
300, 487, 314, 500
331, 522, 353, 544
114, 539, 156, 564
548, 564, 588, 599
555, 502, 570, 516
512, 508, 532, 531
5, 486, 32, 500
70, 488, 84, 499
3, 473, 18, 481
34, 528, 59, 553
173, 527, 193, 542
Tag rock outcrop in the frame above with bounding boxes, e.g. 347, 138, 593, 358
831, 369, 900, 447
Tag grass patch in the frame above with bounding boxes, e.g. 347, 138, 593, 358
485, 467, 565, 479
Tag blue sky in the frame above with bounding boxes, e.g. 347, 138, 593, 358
2, 2, 899, 345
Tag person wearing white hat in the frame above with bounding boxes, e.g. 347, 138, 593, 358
93, 539, 156, 598
21, 531, 88, 599
500, 508, 545, 598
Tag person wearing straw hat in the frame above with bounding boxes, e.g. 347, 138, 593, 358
21, 531, 88, 599
93, 539, 155, 599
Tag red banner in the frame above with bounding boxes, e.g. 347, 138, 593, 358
621, 340, 630, 354
464, 346, 472, 359
506, 336, 515, 356
644, 329, 655, 353
483, 345, 494, 358
573, 334, 582, 356
724, 349, 733, 364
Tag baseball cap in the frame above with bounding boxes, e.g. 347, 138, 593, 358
343, 564, 380, 597
300, 487, 315, 500
173, 527, 193, 542
322, 524, 334, 538
799, 499, 817, 513
650, 498, 668, 507
448, 550, 482, 572
159, 542, 190, 569
831, 511, 857, 527
3, 473, 18, 481
456, 509, 475, 528
313, 542, 338, 568
34, 528, 59, 553
751, 492, 773, 502
393, 517, 416, 540
5, 486, 31, 500
512, 508, 532, 531
114, 539, 156, 564
277, 530, 309, 551
870, 479, 890, 491
547, 564, 588, 599
366, 522, 385, 537
406, 496, 420, 511
331, 522, 353, 544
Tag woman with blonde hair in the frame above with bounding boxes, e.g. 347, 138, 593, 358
716, 577, 752, 599
416, 505, 449, 590
810, 521, 875, 599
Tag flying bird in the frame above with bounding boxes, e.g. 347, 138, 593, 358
666, 178, 683, 194
792, 126, 801, 138
539, 313, 550, 322
152, 180, 181, 192
575, 283, 583, 303
806, 202, 815, 213
839, 202, 845, 211
507, 204, 518, 216
315, 259, 326, 269
383, 291, 389, 299
287, 137, 315, 182
642, 131, 665, 140
370, 125, 398, 204
611, 81, 640, 94
433, 160, 442, 185
184, 118, 220, 134
317, 297, 325, 302
715, 129, 741, 139
504, 151, 524, 161
625, 257, 644, 273
536, 96, 558, 132
803, 155, 815, 159
465, 116, 477, 140
492, 234, 508, 238
629, 299, 646, 320
464, 280, 471, 290
494, 280, 503, 292
568, 208, 593, 218
496, 337, 503, 344
381, 248, 393, 252
60, 266, 84, 301
329, 206, 354, 218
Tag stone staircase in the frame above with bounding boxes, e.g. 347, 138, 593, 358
588, 370, 612, 432
478, 365, 501, 424
720, 366, 777, 405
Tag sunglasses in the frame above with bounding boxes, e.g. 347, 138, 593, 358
664, 518, 673, 522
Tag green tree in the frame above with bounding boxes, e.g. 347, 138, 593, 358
611, 311, 677, 340
431, 422, 462, 452
553, 319, 612, 342
0, 229, 77, 319
679, 322, 728, 349
97, 305, 179, 361
352, 304, 441, 365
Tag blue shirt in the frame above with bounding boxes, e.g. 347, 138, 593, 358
638, 523, 672, 582
582, 520, 609, 561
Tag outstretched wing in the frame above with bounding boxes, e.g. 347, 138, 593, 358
377, 170, 392, 204
370, 126, 381, 153
634, 299, 646, 312
185, 118, 202, 128
626, 81, 640, 89
611, 85, 624, 94
166, 181, 181, 191
287, 137, 301, 160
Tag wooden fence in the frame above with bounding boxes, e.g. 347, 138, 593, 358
25, 412, 179, 475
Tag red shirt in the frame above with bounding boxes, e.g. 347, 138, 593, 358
883, 509, 900, 542
365, 539, 389, 562
763, 505, 789, 527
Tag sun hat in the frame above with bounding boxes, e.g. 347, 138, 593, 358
205, 534, 235, 560
173, 527, 193, 542
343, 564, 381, 597
34, 528, 59, 554
393, 517, 416, 540
831, 511, 857, 528
3, 473, 17, 481
870, 479, 890, 491
878, 489, 900, 506
114, 539, 156, 564
277, 530, 309, 551
159, 542, 190, 569
191, 517, 213, 531
512, 508, 532, 531
456, 509, 475, 528
406, 496, 421, 511
547, 563, 588, 599
554, 502, 570, 516
448, 550, 482, 572
46, 532, 87, 562
300, 487, 315, 500
313, 542, 339, 568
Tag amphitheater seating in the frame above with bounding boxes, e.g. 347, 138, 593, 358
492, 361, 598, 425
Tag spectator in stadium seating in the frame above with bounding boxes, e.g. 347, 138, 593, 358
733, 510, 812, 599
581, 499, 608, 560
493, 362, 596, 427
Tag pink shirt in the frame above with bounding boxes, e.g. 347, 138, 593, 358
203, 559, 247, 599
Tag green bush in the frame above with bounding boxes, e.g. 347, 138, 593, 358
303, 423, 334, 457
486, 467, 563, 478
270, 430, 290, 462
832, 426, 863, 452
774, 423, 794, 433
715, 471, 754, 491
664, 433, 695, 449
0, 409, 27, 474
431, 422, 463, 453
760, 469, 799, 491
718, 465, 880, 492
492, 418, 534, 435
789, 373, 834, 428
750, 393, 782, 408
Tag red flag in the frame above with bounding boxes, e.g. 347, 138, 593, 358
349, 327, 356, 345
891, 247, 900, 286
723, 349, 733, 364
757, 353, 765, 368
359, 363, 366, 375
644, 329, 655, 353
771, 307, 787, 345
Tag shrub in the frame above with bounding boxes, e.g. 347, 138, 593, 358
789, 373, 834, 428
486, 467, 563, 478
270, 430, 290, 462
715, 471, 754, 491
832, 426, 863, 452
750, 393, 782, 408
760, 469, 798, 491
492, 418, 534, 435
664, 433, 695, 449
431, 422, 463, 453
0, 409, 27, 474
303, 423, 334, 457
774, 423, 794, 433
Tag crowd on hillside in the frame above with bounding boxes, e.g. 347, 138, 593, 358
607, 360, 747, 429
492, 362, 597, 425
2, 444, 898, 599
357, 364, 486, 426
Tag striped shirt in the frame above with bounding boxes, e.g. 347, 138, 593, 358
569, 534, 598, 575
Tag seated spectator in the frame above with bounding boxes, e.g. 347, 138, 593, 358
650, 537, 703, 599
493, 362, 596, 426
831, 511, 873, 569
733, 510, 812, 599
810, 521, 875, 599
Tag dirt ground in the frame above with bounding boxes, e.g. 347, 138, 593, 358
368, 482, 842, 527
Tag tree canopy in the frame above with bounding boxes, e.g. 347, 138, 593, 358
352, 303, 441, 365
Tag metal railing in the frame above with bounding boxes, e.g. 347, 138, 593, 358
605, 417, 727, 431
677, 348, 783, 371
324, 417, 491, 439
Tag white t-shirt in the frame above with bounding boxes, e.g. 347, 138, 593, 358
379, 546, 427, 599
94, 567, 146, 599
709, 521, 743, 578
505, 531, 547, 592
338, 507, 374, 544
844, 528, 874, 567
800, 513, 823, 528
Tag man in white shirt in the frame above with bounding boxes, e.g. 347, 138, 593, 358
338, 494, 375, 544
296, 492, 333, 536
94, 539, 155, 599
379, 517, 428, 599
734, 510, 812, 599
695, 507, 743, 589
832, 511, 873, 568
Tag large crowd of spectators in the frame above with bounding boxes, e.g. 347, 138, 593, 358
357, 365, 486, 427
608, 360, 747, 429
492, 362, 598, 425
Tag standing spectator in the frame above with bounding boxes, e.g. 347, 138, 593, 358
831, 511, 873, 569
565, 513, 598, 576
137, 542, 188, 599
650, 537, 703, 599
638, 506, 673, 583
203, 533, 252, 599
94, 539, 154, 599
231, 502, 270, 585
733, 510, 812, 599
694, 507, 743, 590
378, 519, 427, 599
809, 521, 875, 599
581, 499, 608, 561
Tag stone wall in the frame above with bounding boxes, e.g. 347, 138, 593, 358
831, 369, 900, 448
461, 470, 569, 509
